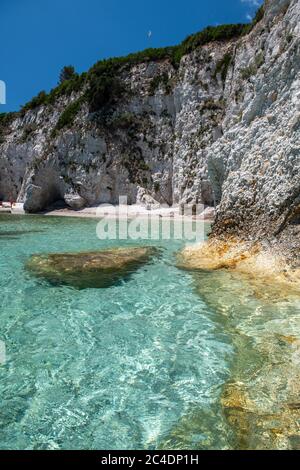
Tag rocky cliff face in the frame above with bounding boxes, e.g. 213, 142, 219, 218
206, 0, 300, 268
0, 46, 225, 211
0, 0, 299, 255
208, 0, 300, 246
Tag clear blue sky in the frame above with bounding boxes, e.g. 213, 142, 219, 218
0, 0, 262, 112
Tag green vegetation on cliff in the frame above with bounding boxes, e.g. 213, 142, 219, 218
213, 53, 233, 83
59, 65, 77, 84
0, 112, 18, 126
6, 5, 265, 121
20, 74, 86, 114
53, 97, 85, 134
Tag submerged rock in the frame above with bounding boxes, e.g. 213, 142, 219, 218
26, 246, 159, 289
177, 252, 300, 450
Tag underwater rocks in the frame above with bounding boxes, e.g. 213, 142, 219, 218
222, 378, 300, 450
177, 249, 300, 450
26, 246, 159, 289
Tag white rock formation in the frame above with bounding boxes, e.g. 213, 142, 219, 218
0, 0, 299, 261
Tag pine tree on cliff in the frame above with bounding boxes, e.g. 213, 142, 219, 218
59, 65, 77, 84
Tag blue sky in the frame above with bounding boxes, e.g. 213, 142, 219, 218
0, 0, 263, 112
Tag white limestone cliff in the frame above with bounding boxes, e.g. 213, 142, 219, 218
0, 0, 299, 261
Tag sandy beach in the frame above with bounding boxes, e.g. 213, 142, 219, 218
1, 203, 215, 221
44, 205, 215, 221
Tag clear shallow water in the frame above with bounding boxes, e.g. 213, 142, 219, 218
0, 214, 233, 450
190, 268, 300, 450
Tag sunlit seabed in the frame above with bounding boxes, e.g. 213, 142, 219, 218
0, 215, 232, 450
0, 214, 299, 450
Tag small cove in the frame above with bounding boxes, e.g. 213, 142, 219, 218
0, 214, 299, 449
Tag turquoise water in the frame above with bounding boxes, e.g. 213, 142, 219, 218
0, 214, 234, 450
